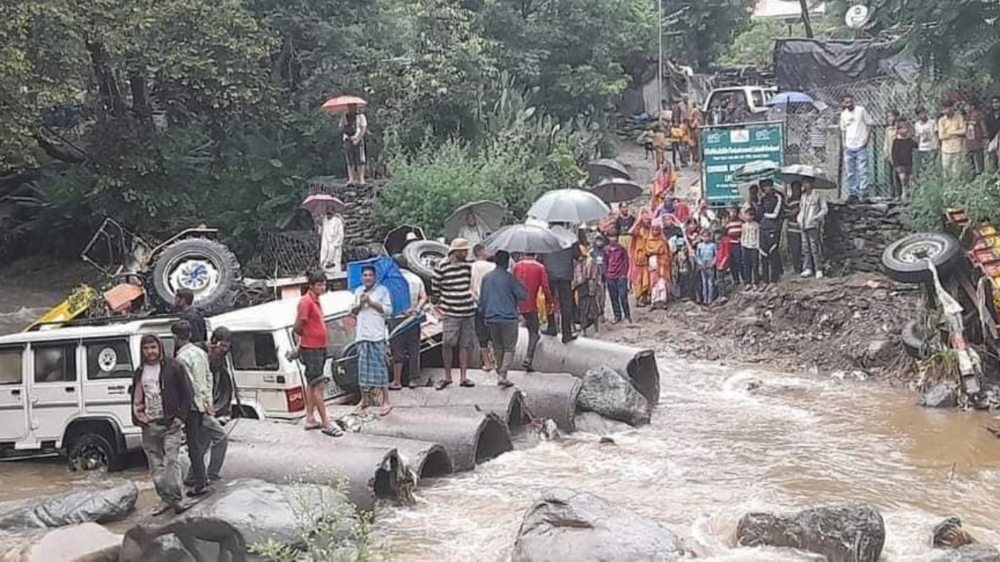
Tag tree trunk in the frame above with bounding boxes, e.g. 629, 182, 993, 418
87, 41, 126, 120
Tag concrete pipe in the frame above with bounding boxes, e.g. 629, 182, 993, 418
222, 428, 407, 513
463, 369, 581, 432
327, 406, 512, 472
226, 420, 452, 482
387, 385, 529, 429
512, 330, 661, 406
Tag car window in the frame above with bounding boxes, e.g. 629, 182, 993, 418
0, 347, 23, 385
751, 90, 764, 108
86, 339, 133, 380
231, 332, 279, 371
326, 316, 357, 359
33, 343, 77, 383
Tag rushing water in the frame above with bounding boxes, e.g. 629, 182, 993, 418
374, 357, 1000, 561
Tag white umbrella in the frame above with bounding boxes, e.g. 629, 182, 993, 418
444, 201, 506, 239
484, 224, 576, 254
528, 189, 611, 224
780, 164, 838, 190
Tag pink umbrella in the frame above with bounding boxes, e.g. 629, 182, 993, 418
301, 194, 346, 216
321, 95, 368, 112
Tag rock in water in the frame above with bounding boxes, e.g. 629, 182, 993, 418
931, 544, 1000, 562
0, 482, 137, 530
575, 411, 633, 436
736, 503, 885, 562
119, 479, 356, 562
578, 365, 651, 426
923, 384, 958, 408
0, 522, 122, 562
511, 488, 691, 562
933, 517, 978, 549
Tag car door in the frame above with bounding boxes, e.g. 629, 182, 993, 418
0, 345, 29, 445
28, 341, 82, 443
81, 338, 136, 434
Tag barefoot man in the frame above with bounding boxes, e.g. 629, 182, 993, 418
351, 264, 394, 415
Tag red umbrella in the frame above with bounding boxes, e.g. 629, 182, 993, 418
321, 95, 368, 112
301, 194, 346, 216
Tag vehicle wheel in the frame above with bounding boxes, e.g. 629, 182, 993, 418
402, 240, 448, 281
901, 320, 931, 360
67, 433, 120, 472
881, 232, 961, 284
152, 238, 242, 313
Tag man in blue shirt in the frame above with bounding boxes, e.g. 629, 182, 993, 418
351, 265, 393, 415
478, 251, 527, 388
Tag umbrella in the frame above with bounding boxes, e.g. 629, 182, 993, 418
321, 95, 368, 112
586, 159, 631, 181
766, 91, 815, 106
589, 178, 643, 204
444, 201, 506, 239
483, 224, 575, 254
384, 225, 426, 256
528, 189, 611, 224
732, 160, 780, 183
779, 164, 838, 190
301, 193, 345, 216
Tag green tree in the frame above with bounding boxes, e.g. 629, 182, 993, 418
662, 0, 755, 72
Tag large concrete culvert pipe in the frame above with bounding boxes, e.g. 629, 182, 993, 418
462, 369, 582, 432
385, 386, 529, 429
225, 420, 453, 483
326, 406, 513, 472
511, 330, 661, 406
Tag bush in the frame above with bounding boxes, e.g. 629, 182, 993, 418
906, 164, 1000, 231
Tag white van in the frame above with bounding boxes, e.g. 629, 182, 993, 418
703, 86, 777, 116
0, 317, 176, 470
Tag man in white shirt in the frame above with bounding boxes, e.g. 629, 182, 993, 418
340, 104, 368, 186
839, 94, 874, 202
351, 265, 393, 415
913, 106, 938, 176
318, 208, 344, 274
470, 244, 496, 372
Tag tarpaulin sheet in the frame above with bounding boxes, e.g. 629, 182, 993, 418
773, 38, 915, 91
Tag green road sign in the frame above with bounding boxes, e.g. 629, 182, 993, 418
701, 121, 784, 206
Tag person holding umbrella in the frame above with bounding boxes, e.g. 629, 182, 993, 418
321, 95, 369, 186
797, 180, 828, 279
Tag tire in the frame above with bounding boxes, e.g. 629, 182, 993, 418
901, 320, 931, 360
881, 232, 961, 284
152, 238, 242, 313
67, 433, 120, 472
402, 240, 449, 282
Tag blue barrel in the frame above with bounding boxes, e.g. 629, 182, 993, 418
346, 257, 411, 315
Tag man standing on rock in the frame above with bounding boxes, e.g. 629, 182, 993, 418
132, 334, 192, 515
479, 251, 526, 387
432, 239, 478, 390
513, 252, 552, 371
351, 264, 393, 415
173, 320, 213, 498
839, 94, 874, 203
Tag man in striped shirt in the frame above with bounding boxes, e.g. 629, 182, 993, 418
431, 239, 478, 390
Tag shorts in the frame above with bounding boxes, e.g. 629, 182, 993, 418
299, 348, 329, 388
474, 310, 491, 347
442, 315, 476, 351
345, 141, 366, 166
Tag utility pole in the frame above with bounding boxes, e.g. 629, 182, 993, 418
657, 0, 663, 119
799, 0, 814, 38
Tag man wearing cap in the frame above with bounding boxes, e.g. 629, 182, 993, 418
431, 239, 478, 390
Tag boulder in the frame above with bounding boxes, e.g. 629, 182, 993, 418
0, 482, 137, 531
931, 544, 1000, 562
119, 479, 356, 562
577, 366, 651, 427
574, 412, 633, 436
923, 384, 959, 409
0, 522, 121, 562
736, 503, 885, 562
933, 517, 978, 549
511, 488, 691, 562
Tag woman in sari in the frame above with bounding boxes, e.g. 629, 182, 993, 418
651, 161, 676, 212
629, 210, 654, 306
646, 221, 672, 309
574, 246, 603, 335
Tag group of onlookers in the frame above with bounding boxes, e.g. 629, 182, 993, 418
640, 96, 703, 170
841, 94, 1000, 201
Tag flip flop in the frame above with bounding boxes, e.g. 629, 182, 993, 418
497, 379, 515, 389
388, 384, 403, 391
435, 379, 453, 391
321, 425, 344, 437
304, 422, 322, 431
460, 379, 476, 388
379, 405, 394, 417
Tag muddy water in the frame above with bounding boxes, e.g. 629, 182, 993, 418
375, 358, 1000, 561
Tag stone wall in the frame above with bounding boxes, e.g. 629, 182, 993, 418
823, 201, 908, 275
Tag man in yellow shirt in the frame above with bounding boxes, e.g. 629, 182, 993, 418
938, 102, 966, 175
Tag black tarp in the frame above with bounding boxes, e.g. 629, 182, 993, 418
773, 38, 919, 91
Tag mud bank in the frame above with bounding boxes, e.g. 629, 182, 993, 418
603, 273, 921, 380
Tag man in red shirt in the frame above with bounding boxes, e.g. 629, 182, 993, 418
288, 271, 342, 437
512, 253, 552, 371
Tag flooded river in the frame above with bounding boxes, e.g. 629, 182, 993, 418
3, 289, 1000, 560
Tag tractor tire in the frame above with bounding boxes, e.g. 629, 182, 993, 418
403, 240, 448, 282
901, 320, 931, 360
152, 238, 241, 313
881, 232, 961, 284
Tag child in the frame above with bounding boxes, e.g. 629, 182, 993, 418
695, 229, 718, 304
638, 129, 654, 160
652, 125, 668, 169
671, 235, 695, 301
724, 206, 744, 285
740, 208, 760, 290
892, 118, 918, 199
670, 118, 690, 167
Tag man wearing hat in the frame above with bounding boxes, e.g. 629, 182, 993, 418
431, 239, 478, 390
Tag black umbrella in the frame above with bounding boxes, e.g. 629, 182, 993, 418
484, 224, 576, 254
384, 225, 426, 256
586, 159, 631, 181
589, 178, 643, 204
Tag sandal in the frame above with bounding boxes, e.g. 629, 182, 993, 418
460, 379, 476, 388
321, 425, 344, 437
497, 379, 515, 389
304, 421, 322, 431
388, 383, 403, 391
435, 379, 453, 391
